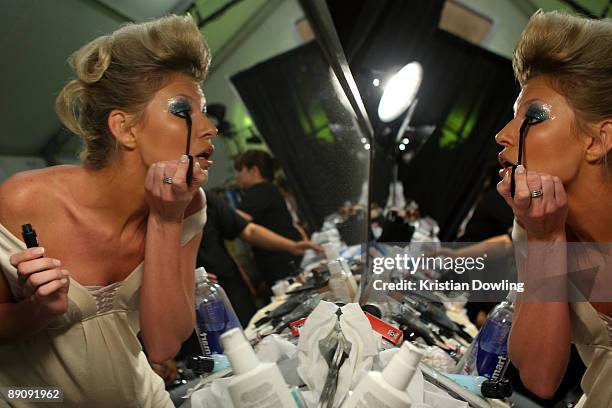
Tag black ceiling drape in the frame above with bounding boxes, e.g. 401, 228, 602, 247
328, 0, 519, 240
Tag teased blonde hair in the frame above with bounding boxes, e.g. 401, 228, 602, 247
55, 15, 211, 169
513, 10, 612, 167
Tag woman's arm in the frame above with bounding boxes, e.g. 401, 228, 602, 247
139, 218, 199, 364
240, 223, 320, 256
497, 167, 571, 398
139, 158, 206, 364
0, 292, 60, 344
0, 177, 71, 344
435, 234, 513, 259
508, 235, 571, 398
1, 249, 72, 344
510, 302, 571, 398
0, 266, 52, 343
235, 208, 253, 222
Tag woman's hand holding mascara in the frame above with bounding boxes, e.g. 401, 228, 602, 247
145, 155, 207, 223
9, 247, 70, 317
498, 165, 568, 241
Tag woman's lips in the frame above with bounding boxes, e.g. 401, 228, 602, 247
193, 144, 214, 169
498, 153, 516, 177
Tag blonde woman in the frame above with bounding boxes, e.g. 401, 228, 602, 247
496, 11, 612, 406
0, 16, 216, 407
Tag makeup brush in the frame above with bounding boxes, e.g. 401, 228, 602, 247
511, 105, 547, 198
184, 115, 194, 186
510, 119, 530, 198
169, 100, 194, 186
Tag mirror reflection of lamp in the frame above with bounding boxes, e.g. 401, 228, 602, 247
377, 61, 437, 158
378, 62, 423, 123
376, 62, 436, 206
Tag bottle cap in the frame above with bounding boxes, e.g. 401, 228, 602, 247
322, 243, 340, 260
328, 260, 343, 277
186, 355, 215, 374
481, 378, 513, 399
506, 290, 517, 303
400, 341, 425, 367
21, 224, 38, 248
195, 267, 208, 282
220, 328, 259, 375
382, 341, 425, 390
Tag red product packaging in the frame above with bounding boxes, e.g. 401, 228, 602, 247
364, 312, 403, 345
289, 317, 307, 337
288, 312, 403, 346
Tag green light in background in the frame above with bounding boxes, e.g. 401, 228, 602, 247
439, 96, 481, 149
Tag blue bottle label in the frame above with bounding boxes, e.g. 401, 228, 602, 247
474, 319, 511, 380
195, 299, 234, 354
196, 327, 212, 356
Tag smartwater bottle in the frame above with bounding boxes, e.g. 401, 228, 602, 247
194, 267, 241, 355
458, 291, 515, 381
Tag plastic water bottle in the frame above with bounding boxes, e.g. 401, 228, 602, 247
194, 267, 241, 355
458, 290, 515, 381
327, 260, 356, 303
322, 243, 358, 296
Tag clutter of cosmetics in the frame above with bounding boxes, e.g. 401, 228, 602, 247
184, 211, 513, 407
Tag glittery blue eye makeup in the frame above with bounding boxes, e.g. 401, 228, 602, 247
168, 97, 192, 118
524, 102, 552, 125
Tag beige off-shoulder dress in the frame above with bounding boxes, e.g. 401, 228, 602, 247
512, 221, 612, 407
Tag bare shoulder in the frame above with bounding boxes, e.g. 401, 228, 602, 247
0, 169, 50, 233
0, 166, 79, 237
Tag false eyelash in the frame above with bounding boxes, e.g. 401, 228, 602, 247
168, 97, 192, 117
525, 103, 550, 124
